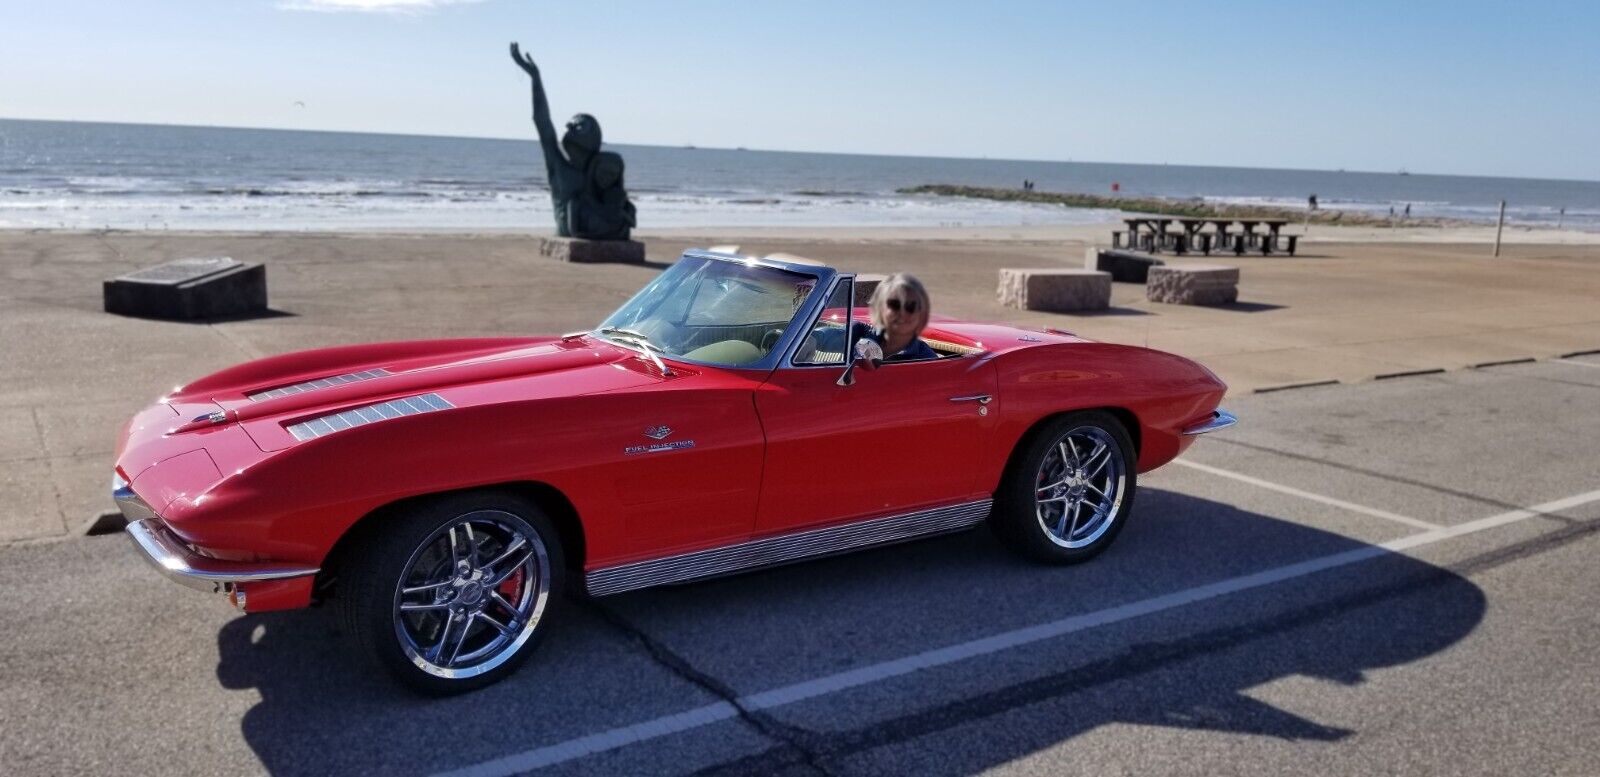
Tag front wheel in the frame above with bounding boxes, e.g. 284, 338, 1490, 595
339, 491, 563, 694
992, 411, 1137, 563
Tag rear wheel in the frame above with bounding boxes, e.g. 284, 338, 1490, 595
339, 491, 562, 694
992, 411, 1137, 563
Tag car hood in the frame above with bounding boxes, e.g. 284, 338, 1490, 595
142, 335, 672, 456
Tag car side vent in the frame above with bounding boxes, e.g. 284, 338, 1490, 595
286, 393, 453, 441
248, 368, 393, 402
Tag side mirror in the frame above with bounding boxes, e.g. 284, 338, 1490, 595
837, 339, 882, 387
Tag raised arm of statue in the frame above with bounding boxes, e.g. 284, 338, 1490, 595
510, 42, 563, 168
506, 42, 635, 240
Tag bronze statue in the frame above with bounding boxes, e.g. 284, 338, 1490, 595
510, 42, 637, 240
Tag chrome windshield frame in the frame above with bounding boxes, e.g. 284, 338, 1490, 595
780, 273, 861, 370
589, 248, 837, 375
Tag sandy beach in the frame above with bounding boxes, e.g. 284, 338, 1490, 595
3, 223, 1599, 544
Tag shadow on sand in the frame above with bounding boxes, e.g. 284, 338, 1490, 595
220, 489, 1485, 775
110, 307, 298, 324
1216, 300, 1286, 313
1060, 306, 1152, 318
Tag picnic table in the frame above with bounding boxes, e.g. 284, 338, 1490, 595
1114, 217, 1164, 252
1115, 217, 1209, 255
1113, 216, 1297, 256
1235, 219, 1293, 255
1203, 218, 1240, 252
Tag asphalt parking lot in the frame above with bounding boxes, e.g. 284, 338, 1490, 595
3, 356, 1599, 776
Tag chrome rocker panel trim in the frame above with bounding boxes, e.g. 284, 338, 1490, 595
585, 498, 993, 597
125, 518, 321, 594
1181, 408, 1237, 436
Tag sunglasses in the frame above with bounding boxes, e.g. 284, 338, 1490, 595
885, 297, 920, 314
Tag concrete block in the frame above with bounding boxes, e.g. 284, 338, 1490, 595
539, 237, 646, 264
1147, 264, 1240, 305
103, 257, 267, 320
997, 268, 1112, 312
1086, 247, 1165, 283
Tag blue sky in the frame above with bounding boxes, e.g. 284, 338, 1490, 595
2, 0, 1596, 179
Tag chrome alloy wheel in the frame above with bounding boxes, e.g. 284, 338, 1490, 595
392, 510, 550, 679
1034, 426, 1126, 549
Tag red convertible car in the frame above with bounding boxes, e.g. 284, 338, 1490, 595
114, 248, 1233, 692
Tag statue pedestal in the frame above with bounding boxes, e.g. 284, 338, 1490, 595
539, 237, 645, 264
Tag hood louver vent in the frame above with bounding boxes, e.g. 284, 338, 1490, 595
249, 368, 393, 402
286, 393, 453, 441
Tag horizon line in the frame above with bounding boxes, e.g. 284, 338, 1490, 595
2, 115, 1596, 186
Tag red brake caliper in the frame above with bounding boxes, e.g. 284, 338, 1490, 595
496, 567, 524, 606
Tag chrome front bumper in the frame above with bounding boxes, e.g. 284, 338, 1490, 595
1181, 409, 1238, 436
112, 471, 158, 523
114, 472, 318, 593
125, 519, 321, 593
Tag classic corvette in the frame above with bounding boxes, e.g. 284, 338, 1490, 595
114, 248, 1234, 692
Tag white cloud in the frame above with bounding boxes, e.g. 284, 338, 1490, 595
278, 0, 485, 13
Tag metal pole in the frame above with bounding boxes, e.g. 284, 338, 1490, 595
1493, 200, 1506, 257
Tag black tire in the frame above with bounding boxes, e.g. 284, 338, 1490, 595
992, 411, 1138, 564
338, 490, 564, 695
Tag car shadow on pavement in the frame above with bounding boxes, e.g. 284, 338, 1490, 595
220, 488, 1486, 776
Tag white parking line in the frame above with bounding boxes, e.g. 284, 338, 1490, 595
1554, 358, 1600, 370
437, 487, 1600, 777
1171, 458, 1444, 531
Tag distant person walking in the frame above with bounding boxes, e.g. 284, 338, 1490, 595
1308, 194, 1319, 211
1403, 203, 1411, 219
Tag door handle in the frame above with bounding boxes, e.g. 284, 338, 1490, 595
949, 394, 992, 405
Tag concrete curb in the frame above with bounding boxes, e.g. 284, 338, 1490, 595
1254, 379, 1341, 394
1247, 348, 1597, 395
1472, 358, 1537, 369
1374, 368, 1447, 380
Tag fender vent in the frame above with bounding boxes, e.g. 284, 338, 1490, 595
286, 393, 452, 441
248, 368, 393, 402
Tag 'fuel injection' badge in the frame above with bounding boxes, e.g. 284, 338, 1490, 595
625, 440, 696, 455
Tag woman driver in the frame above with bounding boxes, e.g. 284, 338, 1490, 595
856, 273, 936, 365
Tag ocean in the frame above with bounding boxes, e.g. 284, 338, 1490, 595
3, 118, 1598, 232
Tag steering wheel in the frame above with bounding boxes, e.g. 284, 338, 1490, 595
760, 328, 785, 354
793, 331, 822, 364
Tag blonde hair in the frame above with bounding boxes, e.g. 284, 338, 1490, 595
868, 273, 931, 335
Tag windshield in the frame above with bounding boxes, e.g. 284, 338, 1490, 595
596, 255, 823, 366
